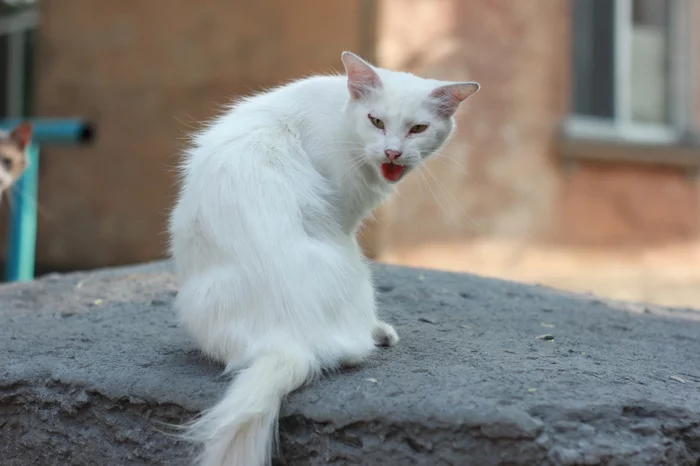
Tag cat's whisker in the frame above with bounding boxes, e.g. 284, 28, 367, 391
429, 159, 464, 174
407, 167, 425, 201
411, 166, 427, 202
422, 163, 458, 212
423, 163, 480, 228
337, 156, 367, 181
323, 140, 366, 145
446, 142, 473, 150
417, 165, 449, 217
429, 151, 477, 183
318, 148, 364, 155
422, 150, 465, 172
317, 144, 366, 152
430, 154, 467, 172
343, 160, 369, 181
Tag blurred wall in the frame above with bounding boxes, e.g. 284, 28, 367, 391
4, 0, 699, 273
372, 0, 700, 269
21, 0, 374, 270
373, 0, 567, 256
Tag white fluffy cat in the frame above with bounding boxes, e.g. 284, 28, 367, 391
168, 52, 479, 466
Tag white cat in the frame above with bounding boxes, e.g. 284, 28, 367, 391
168, 52, 479, 466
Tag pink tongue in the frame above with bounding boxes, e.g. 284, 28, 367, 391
381, 163, 404, 182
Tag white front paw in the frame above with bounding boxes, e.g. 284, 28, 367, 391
372, 321, 399, 347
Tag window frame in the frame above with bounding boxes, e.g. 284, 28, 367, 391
565, 0, 695, 146
0, 7, 37, 118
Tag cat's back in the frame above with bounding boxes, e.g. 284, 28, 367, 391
247, 74, 347, 112
170, 75, 348, 272
190, 75, 347, 154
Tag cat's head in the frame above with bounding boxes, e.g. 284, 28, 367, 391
0, 122, 33, 195
341, 52, 478, 184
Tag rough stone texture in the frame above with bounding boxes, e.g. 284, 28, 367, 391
2, 261, 700, 465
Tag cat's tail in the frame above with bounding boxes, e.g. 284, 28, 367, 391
185, 347, 316, 466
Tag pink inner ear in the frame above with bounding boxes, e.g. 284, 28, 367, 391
430, 83, 479, 118
11, 122, 33, 150
343, 53, 382, 100
348, 69, 381, 98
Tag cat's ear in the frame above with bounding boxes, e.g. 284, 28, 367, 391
429, 82, 480, 118
341, 51, 382, 100
10, 121, 33, 151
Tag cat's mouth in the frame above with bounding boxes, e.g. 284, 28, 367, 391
380, 162, 405, 182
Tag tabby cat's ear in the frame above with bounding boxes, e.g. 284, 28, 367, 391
10, 122, 33, 151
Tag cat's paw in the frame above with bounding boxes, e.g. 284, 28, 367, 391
372, 322, 399, 347
340, 355, 366, 368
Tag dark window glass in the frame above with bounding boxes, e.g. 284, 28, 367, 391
0, 34, 8, 118
572, 0, 616, 119
22, 28, 34, 116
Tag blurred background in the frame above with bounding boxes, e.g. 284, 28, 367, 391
1, 0, 699, 309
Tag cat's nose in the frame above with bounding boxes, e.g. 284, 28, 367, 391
385, 150, 402, 162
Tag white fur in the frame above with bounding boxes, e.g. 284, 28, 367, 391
168, 52, 478, 466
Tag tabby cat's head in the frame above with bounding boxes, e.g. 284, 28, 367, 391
0, 122, 33, 198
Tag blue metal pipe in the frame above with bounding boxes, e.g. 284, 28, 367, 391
5, 144, 40, 282
0, 118, 94, 144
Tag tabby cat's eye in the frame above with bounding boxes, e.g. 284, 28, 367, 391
409, 124, 428, 134
1, 157, 12, 171
368, 115, 384, 130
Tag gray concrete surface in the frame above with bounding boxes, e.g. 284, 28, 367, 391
1, 260, 700, 465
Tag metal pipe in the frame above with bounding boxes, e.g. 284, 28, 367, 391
0, 118, 95, 144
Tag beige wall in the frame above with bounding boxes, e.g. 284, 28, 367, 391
371, 0, 699, 268
373, 0, 569, 256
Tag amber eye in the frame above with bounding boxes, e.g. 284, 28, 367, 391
409, 124, 428, 134
368, 115, 385, 130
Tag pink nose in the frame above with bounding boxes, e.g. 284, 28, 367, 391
385, 150, 402, 161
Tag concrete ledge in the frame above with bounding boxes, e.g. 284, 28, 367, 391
2, 261, 700, 465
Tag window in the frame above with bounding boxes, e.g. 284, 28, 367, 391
0, 0, 37, 118
568, 0, 693, 144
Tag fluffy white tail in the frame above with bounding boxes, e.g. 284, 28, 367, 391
186, 351, 314, 466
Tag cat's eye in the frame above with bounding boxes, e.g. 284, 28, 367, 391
1, 157, 11, 171
368, 115, 384, 130
409, 124, 429, 134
